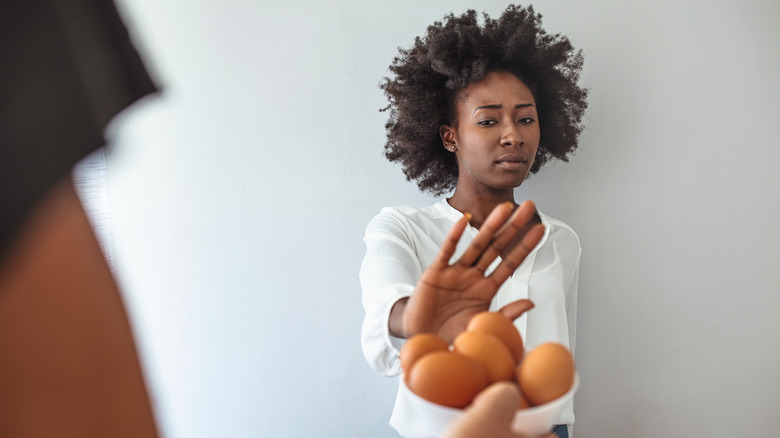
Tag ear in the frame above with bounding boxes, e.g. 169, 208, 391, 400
439, 125, 456, 151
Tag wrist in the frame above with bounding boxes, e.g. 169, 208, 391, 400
388, 297, 409, 338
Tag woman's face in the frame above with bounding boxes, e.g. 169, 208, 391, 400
442, 71, 540, 193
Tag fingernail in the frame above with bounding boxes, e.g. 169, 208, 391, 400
464, 212, 472, 220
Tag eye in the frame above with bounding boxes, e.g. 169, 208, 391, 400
477, 120, 497, 126
518, 117, 536, 125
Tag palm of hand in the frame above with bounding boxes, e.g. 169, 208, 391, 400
402, 201, 544, 343
404, 259, 502, 343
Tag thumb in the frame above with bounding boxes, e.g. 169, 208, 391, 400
442, 382, 520, 438
443, 382, 557, 438
468, 381, 522, 422
498, 299, 535, 322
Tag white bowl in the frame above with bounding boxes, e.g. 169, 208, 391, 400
395, 374, 579, 437
511, 374, 579, 435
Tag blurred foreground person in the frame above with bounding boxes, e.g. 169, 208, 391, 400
1, 0, 159, 436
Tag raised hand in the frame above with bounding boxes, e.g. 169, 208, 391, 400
401, 201, 544, 343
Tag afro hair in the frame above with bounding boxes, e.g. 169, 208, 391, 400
380, 4, 588, 195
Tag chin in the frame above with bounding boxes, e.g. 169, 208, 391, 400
490, 182, 524, 192
502, 176, 528, 189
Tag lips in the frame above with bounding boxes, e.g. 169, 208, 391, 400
495, 154, 528, 170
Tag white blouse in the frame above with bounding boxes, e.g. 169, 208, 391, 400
359, 199, 581, 434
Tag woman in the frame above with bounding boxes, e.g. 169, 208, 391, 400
360, 5, 587, 438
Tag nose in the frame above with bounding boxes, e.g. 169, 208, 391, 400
500, 122, 524, 148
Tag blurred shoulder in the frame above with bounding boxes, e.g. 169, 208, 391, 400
537, 210, 581, 253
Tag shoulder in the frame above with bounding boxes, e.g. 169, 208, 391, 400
537, 210, 581, 254
365, 201, 450, 236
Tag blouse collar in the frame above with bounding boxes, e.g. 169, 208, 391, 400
433, 198, 552, 248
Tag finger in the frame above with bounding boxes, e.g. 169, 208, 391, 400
470, 384, 558, 438
432, 213, 472, 268
442, 382, 521, 438
488, 223, 545, 287
469, 381, 521, 421
494, 200, 538, 242
474, 201, 538, 272
497, 299, 535, 322
455, 202, 513, 267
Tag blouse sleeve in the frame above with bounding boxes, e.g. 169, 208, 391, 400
545, 221, 582, 355
359, 209, 422, 376
563, 235, 581, 357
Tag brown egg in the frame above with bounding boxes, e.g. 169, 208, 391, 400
453, 331, 515, 384
408, 351, 488, 408
517, 342, 575, 406
467, 310, 528, 364
400, 333, 449, 376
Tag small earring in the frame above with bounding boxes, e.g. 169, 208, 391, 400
450, 143, 457, 151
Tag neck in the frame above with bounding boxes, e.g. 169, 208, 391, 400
447, 184, 516, 229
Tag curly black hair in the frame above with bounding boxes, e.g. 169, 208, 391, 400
380, 4, 588, 196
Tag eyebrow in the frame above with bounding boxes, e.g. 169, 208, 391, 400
473, 103, 535, 115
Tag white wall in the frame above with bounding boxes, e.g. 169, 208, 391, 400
105, 1, 780, 437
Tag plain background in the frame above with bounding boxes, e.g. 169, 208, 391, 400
100, 0, 779, 437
